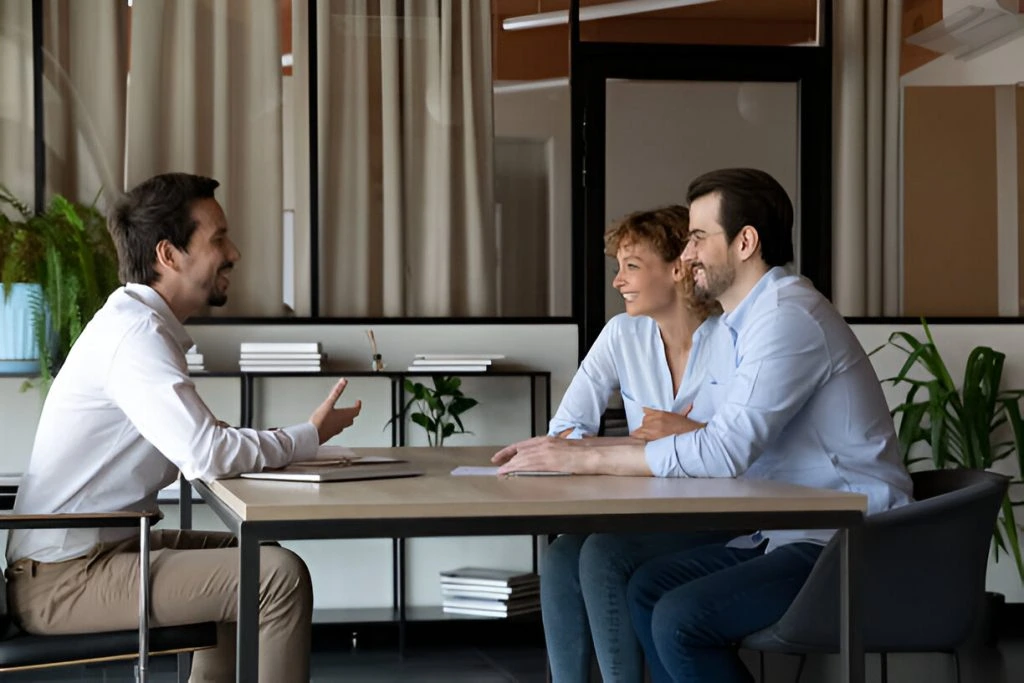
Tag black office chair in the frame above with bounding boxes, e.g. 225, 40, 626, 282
0, 510, 217, 683
742, 469, 1008, 683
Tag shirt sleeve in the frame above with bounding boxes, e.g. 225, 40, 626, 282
105, 321, 319, 480
548, 319, 621, 439
645, 306, 832, 477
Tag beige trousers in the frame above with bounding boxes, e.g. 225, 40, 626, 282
5, 529, 312, 683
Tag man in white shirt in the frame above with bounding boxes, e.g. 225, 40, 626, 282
6, 173, 361, 683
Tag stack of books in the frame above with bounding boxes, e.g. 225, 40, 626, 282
407, 354, 505, 373
185, 345, 205, 373
440, 567, 540, 618
238, 342, 324, 373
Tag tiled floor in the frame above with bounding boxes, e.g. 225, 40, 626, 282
4, 638, 1024, 682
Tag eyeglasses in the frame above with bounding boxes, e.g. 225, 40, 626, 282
685, 229, 726, 245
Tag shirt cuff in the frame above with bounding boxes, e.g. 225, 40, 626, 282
548, 426, 586, 439
644, 437, 676, 478
283, 422, 320, 462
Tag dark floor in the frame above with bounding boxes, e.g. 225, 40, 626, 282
4, 634, 1023, 682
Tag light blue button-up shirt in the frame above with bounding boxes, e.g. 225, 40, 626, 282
645, 268, 913, 548
549, 313, 721, 438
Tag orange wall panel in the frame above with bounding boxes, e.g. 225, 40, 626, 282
903, 87, 999, 316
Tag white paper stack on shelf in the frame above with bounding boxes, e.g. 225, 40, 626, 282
440, 567, 540, 618
238, 342, 324, 372
185, 345, 206, 373
407, 354, 505, 373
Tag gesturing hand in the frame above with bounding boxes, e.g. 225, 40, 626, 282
309, 378, 363, 444
629, 404, 704, 442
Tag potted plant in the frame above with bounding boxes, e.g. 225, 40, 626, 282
0, 186, 120, 388
387, 376, 479, 447
874, 319, 1024, 638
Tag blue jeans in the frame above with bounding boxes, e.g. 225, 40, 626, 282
541, 531, 736, 683
626, 541, 823, 683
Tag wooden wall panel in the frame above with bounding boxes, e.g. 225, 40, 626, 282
1018, 86, 1024, 314
903, 87, 999, 316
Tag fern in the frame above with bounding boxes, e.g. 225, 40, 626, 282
0, 188, 119, 390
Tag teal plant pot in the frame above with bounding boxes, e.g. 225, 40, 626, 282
0, 283, 42, 375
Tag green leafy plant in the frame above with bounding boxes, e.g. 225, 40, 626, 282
873, 318, 1024, 582
0, 186, 120, 388
387, 376, 479, 447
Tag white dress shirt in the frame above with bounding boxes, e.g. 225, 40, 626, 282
548, 313, 721, 438
7, 284, 319, 564
645, 268, 914, 549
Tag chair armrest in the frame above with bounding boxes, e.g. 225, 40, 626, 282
0, 510, 162, 531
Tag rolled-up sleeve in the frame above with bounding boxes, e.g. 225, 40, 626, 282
645, 307, 832, 478
548, 322, 620, 439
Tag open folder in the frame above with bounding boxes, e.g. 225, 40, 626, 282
240, 462, 423, 483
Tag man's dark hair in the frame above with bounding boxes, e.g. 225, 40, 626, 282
685, 168, 794, 267
108, 173, 220, 285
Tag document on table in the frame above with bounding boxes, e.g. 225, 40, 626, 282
450, 466, 571, 477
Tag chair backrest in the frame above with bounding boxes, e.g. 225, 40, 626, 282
767, 469, 1008, 652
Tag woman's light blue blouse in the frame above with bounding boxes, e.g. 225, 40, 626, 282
549, 313, 722, 438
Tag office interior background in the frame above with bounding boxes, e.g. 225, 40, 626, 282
1, 0, 1024, 680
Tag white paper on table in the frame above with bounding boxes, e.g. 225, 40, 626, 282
451, 466, 501, 476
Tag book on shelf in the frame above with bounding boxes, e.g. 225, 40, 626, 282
238, 365, 322, 373
407, 365, 488, 373
441, 586, 540, 601
239, 342, 322, 354
442, 595, 540, 612
237, 358, 324, 366
439, 567, 538, 588
414, 354, 506, 361
410, 358, 493, 366
239, 352, 325, 361
442, 602, 540, 618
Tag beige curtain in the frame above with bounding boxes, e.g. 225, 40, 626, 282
832, 0, 902, 316
303, 0, 496, 317
0, 1, 125, 208
43, 0, 128, 207
127, 0, 284, 316
0, 1, 36, 204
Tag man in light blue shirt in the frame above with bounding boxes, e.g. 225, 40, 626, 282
497, 168, 912, 683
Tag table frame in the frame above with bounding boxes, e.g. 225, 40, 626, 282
192, 479, 864, 683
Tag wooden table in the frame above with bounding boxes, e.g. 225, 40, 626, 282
194, 446, 867, 683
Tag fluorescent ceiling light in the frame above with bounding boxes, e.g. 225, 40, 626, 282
502, 0, 720, 31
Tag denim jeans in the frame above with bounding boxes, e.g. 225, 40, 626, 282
626, 540, 823, 683
540, 531, 737, 683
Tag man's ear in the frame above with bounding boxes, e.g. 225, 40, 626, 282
154, 239, 180, 274
734, 225, 761, 263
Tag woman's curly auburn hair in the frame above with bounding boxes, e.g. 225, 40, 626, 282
604, 205, 722, 320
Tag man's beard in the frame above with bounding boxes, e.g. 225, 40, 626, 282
207, 291, 227, 307
694, 262, 736, 302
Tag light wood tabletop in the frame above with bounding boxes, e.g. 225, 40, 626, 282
204, 446, 868, 522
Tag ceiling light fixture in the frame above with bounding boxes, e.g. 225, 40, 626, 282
502, 0, 721, 31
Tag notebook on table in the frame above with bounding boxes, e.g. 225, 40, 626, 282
239, 462, 423, 483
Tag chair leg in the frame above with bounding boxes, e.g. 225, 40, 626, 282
793, 653, 806, 683
880, 652, 888, 683
953, 650, 962, 683
759, 651, 765, 682
177, 652, 192, 683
